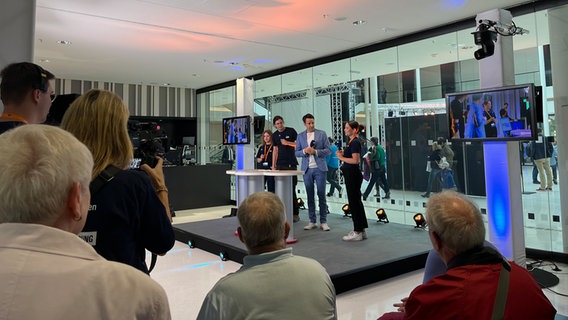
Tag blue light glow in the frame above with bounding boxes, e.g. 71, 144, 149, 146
442, 0, 467, 7
484, 142, 512, 258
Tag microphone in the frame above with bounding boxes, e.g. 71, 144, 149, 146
310, 140, 316, 148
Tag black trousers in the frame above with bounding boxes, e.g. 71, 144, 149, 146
342, 166, 368, 232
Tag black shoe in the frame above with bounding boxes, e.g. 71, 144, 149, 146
326, 192, 333, 197
554, 180, 558, 185
383, 193, 390, 199
373, 193, 380, 197
421, 193, 429, 198
362, 196, 367, 201
533, 181, 540, 184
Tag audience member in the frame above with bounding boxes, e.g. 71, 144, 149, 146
197, 191, 337, 320
379, 190, 556, 320
336, 120, 368, 241
61, 89, 175, 274
256, 129, 275, 192
362, 137, 390, 200
0, 125, 171, 319
272, 115, 300, 222
295, 113, 332, 231
550, 138, 558, 185
0, 62, 56, 134
326, 137, 343, 197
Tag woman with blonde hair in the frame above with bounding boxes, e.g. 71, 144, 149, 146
61, 89, 174, 274
256, 129, 275, 192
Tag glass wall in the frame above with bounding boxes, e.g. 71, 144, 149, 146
197, 8, 563, 254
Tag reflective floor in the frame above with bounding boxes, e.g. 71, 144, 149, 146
152, 203, 567, 320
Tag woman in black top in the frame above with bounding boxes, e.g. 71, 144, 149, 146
336, 121, 368, 241
255, 129, 275, 192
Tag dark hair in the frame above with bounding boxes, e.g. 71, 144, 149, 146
346, 120, 360, 131
272, 115, 283, 125
370, 137, 379, 145
1, 62, 55, 106
302, 113, 314, 123
437, 137, 447, 145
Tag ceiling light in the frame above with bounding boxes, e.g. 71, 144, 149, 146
353, 20, 366, 26
57, 40, 71, 45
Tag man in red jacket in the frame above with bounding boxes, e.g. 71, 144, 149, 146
379, 190, 556, 320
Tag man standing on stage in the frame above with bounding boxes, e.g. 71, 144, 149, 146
272, 115, 300, 222
295, 113, 331, 231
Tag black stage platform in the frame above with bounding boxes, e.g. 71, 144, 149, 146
174, 213, 432, 293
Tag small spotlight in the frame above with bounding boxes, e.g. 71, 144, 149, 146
219, 251, 228, 261
413, 213, 427, 229
342, 204, 351, 217
376, 208, 389, 223
187, 240, 195, 248
297, 198, 305, 210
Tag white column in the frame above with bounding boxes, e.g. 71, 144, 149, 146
477, 9, 525, 265
548, 4, 568, 253
370, 77, 379, 139
235, 78, 255, 170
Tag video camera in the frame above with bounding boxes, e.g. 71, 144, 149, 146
128, 120, 168, 168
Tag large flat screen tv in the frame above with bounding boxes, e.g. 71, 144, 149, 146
446, 83, 537, 142
222, 115, 251, 145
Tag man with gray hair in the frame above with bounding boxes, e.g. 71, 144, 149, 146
379, 190, 555, 319
197, 191, 337, 320
0, 125, 171, 320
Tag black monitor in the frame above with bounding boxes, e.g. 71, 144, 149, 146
446, 83, 537, 142
222, 115, 251, 145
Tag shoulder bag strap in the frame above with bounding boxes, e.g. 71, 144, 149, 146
491, 261, 511, 320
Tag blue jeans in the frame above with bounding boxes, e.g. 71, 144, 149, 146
303, 168, 328, 223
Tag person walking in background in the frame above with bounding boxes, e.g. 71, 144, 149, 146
295, 113, 331, 231
197, 192, 337, 320
326, 137, 343, 197
272, 115, 300, 222
421, 142, 443, 198
362, 137, 390, 200
527, 130, 554, 191
336, 120, 368, 241
256, 129, 275, 192
0, 62, 56, 134
61, 89, 175, 274
550, 137, 558, 185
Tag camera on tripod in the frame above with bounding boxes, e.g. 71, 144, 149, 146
128, 120, 168, 168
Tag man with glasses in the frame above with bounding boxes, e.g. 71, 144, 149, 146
0, 62, 56, 134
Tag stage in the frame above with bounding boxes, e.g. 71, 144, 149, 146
174, 212, 432, 294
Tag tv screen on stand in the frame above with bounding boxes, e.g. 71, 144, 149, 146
222, 115, 251, 145
446, 83, 537, 142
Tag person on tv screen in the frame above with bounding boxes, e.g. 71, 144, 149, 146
483, 100, 498, 137
464, 94, 485, 138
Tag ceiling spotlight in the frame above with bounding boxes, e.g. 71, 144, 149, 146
297, 198, 305, 210
342, 204, 351, 217
413, 213, 427, 229
376, 208, 389, 223
472, 23, 497, 60
353, 20, 366, 26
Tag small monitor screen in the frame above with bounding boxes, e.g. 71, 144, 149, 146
446, 83, 537, 142
222, 115, 251, 145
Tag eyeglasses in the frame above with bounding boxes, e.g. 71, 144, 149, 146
50, 94, 57, 102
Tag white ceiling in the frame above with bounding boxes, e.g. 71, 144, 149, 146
34, 0, 533, 90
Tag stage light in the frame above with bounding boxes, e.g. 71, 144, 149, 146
472, 23, 497, 60
376, 208, 389, 223
413, 213, 427, 229
342, 204, 351, 217
297, 198, 305, 210
187, 240, 195, 248
219, 251, 228, 261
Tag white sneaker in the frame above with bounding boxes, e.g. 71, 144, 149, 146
304, 222, 317, 230
342, 231, 363, 241
320, 223, 330, 231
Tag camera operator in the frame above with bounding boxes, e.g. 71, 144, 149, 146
61, 89, 175, 274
